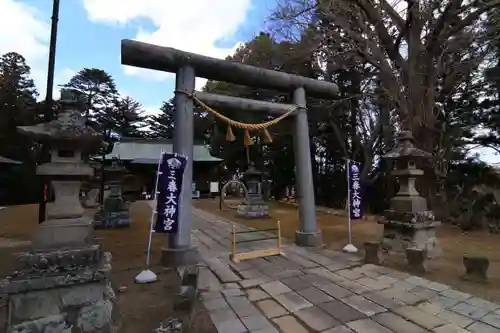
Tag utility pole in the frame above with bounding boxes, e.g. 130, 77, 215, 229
39, 0, 60, 224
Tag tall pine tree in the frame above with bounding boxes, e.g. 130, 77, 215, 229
0, 52, 38, 160
98, 96, 147, 139
146, 98, 176, 138
0, 52, 41, 205
62, 68, 118, 122
146, 98, 211, 141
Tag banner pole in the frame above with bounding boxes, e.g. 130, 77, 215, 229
347, 159, 352, 244
135, 151, 164, 284
146, 151, 163, 267
343, 158, 358, 253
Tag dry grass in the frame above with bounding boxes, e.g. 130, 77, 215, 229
0, 203, 217, 333
194, 199, 500, 302
0, 203, 165, 275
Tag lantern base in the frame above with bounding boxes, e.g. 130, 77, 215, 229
0, 246, 118, 333
33, 216, 94, 251
295, 230, 322, 247
236, 204, 269, 219
379, 219, 442, 258
94, 209, 131, 229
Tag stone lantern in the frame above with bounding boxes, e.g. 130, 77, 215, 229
106, 157, 127, 191
0, 89, 116, 333
236, 164, 269, 218
378, 131, 441, 257
94, 157, 131, 228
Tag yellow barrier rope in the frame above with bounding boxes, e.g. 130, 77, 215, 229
176, 90, 298, 145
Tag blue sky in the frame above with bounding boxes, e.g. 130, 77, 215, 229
0, 0, 274, 113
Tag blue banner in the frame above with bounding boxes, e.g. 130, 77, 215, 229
348, 160, 363, 220
154, 153, 187, 233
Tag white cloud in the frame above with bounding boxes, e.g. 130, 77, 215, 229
83, 0, 252, 90
0, 0, 48, 93
0, 0, 75, 101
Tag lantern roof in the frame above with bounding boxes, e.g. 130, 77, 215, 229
243, 164, 267, 179
383, 131, 432, 160
17, 89, 102, 148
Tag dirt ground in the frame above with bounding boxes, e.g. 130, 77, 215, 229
2, 198, 500, 329
0, 203, 217, 333
194, 198, 500, 303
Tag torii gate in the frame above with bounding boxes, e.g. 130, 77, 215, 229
121, 40, 339, 266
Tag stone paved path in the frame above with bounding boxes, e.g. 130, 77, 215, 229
190, 208, 500, 333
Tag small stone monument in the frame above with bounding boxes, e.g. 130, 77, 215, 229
94, 157, 131, 228
236, 164, 269, 219
378, 131, 441, 257
364, 241, 380, 265
0, 89, 118, 333
406, 247, 427, 273
462, 255, 489, 283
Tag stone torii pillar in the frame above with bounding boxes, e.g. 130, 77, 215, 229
121, 40, 339, 266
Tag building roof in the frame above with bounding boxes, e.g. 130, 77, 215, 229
105, 139, 222, 164
0, 156, 22, 164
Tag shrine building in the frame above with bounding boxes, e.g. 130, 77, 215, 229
104, 138, 222, 198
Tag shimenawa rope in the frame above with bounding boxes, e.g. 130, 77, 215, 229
175, 90, 298, 145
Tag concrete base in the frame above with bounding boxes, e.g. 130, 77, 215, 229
161, 246, 199, 267
295, 230, 322, 247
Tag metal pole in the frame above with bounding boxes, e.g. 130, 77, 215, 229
342, 157, 358, 253
38, 0, 60, 224
146, 152, 163, 267
45, 0, 60, 114
346, 159, 352, 244
162, 66, 197, 266
292, 87, 321, 246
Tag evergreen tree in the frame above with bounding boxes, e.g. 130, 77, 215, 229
0, 52, 38, 160
98, 96, 147, 139
62, 68, 122, 159
146, 99, 175, 138
146, 98, 211, 141
0, 52, 41, 205
62, 68, 118, 121
475, 8, 500, 155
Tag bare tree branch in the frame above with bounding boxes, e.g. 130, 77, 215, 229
443, 0, 500, 42
426, 0, 463, 56
380, 0, 406, 32
354, 0, 408, 72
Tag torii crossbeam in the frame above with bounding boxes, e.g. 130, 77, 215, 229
121, 39, 339, 266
